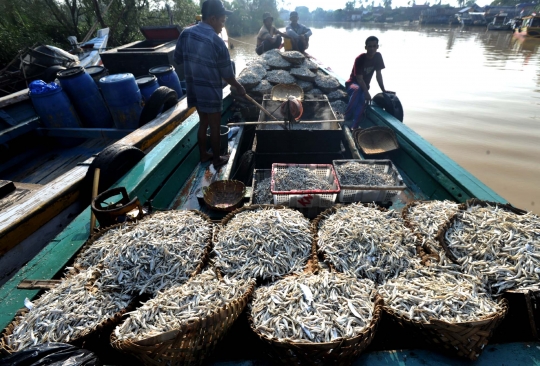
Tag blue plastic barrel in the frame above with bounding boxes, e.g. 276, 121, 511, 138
57, 66, 113, 128
149, 65, 182, 99
99, 74, 143, 129
85, 66, 109, 85
136, 75, 159, 102
29, 81, 82, 128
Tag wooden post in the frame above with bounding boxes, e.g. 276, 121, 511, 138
89, 168, 100, 236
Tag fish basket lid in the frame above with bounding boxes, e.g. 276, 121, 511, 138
271, 84, 304, 101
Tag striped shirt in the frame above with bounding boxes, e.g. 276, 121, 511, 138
174, 23, 234, 113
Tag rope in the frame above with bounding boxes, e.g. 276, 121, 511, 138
228, 37, 257, 47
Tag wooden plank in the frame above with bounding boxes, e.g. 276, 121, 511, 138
17, 279, 61, 290
0, 118, 40, 145
0, 89, 29, 109
0, 180, 15, 199
0, 110, 204, 330
36, 127, 133, 139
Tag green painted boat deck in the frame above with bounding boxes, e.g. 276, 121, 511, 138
0, 74, 516, 364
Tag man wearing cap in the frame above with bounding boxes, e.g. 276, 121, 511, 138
256, 12, 287, 55
174, 0, 245, 169
286, 11, 312, 53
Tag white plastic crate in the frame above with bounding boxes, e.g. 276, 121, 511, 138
333, 159, 406, 203
270, 163, 340, 208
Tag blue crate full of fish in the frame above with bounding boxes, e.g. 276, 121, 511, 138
270, 163, 340, 208
332, 159, 406, 203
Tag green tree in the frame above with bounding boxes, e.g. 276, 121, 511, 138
312, 7, 327, 21
294, 6, 311, 21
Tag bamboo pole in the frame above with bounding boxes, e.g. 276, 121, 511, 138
89, 168, 100, 235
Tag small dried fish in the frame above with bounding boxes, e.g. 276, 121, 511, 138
330, 100, 347, 117
251, 80, 273, 96
444, 205, 540, 294
273, 166, 333, 192
262, 50, 292, 69
327, 89, 348, 101
314, 74, 340, 91
318, 204, 419, 284
251, 271, 376, 343
290, 67, 315, 79
310, 88, 324, 95
380, 267, 501, 323
295, 80, 314, 92
77, 210, 211, 295
253, 177, 273, 204
266, 70, 295, 85
406, 200, 460, 258
238, 69, 263, 87
302, 59, 319, 72
213, 207, 312, 281
335, 162, 395, 187
113, 269, 254, 342
6, 268, 131, 352
281, 50, 305, 64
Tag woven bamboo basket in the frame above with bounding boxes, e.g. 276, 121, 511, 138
353, 126, 399, 155
110, 280, 255, 366
248, 275, 384, 365
281, 53, 306, 65
202, 180, 246, 212
68, 210, 213, 278
0, 270, 137, 356
313, 205, 428, 272
290, 69, 316, 82
434, 199, 527, 263
384, 298, 509, 360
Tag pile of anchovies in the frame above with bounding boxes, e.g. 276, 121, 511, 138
6, 268, 132, 351
74, 211, 211, 295
281, 50, 305, 64
253, 177, 273, 204
314, 74, 340, 90
213, 207, 312, 281
318, 204, 419, 284
113, 269, 254, 342
335, 162, 396, 187
273, 166, 333, 192
444, 205, 540, 294
405, 200, 460, 258
251, 271, 376, 343
266, 70, 295, 85
379, 267, 502, 323
290, 67, 315, 78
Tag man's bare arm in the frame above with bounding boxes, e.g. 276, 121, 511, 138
224, 77, 246, 96
375, 69, 386, 93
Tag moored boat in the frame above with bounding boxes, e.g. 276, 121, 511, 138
0, 52, 539, 364
487, 13, 512, 30
513, 15, 540, 38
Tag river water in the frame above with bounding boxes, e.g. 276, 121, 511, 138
228, 22, 540, 214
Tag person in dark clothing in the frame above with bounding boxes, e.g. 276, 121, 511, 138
256, 12, 286, 55
344, 36, 388, 129
286, 11, 312, 53
174, 0, 246, 168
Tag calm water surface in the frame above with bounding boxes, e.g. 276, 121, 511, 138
229, 23, 540, 214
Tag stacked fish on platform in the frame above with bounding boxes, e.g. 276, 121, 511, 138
250, 271, 377, 343
253, 177, 273, 204
442, 204, 540, 294
235, 50, 346, 119
73, 210, 212, 295
317, 204, 419, 284
113, 269, 254, 342
5, 268, 132, 351
213, 207, 312, 281
379, 266, 502, 323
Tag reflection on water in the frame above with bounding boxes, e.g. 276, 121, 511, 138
229, 23, 540, 213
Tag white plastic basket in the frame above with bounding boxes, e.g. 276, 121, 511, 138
270, 163, 340, 208
333, 159, 406, 203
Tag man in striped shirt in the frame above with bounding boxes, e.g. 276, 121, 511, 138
174, 0, 245, 169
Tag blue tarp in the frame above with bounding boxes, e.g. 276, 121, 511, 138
29, 80, 60, 95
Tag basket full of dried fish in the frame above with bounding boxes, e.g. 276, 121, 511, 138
202, 180, 246, 212
70, 210, 213, 295
249, 271, 383, 365
111, 269, 255, 366
379, 267, 509, 360
436, 199, 539, 294
402, 200, 460, 264
266, 70, 295, 85
1, 267, 135, 354
213, 205, 313, 282
332, 160, 406, 203
270, 163, 340, 208
281, 50, 306, 65
249, 169, 273, 205
290, 67, 316, 82
315, 203, 420, 284
314, 74, 340, 94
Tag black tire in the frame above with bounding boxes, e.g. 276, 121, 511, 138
81, 144, 145, 203
372, 92, 404, 122
138, 86, 178, 127
42, 65, 66, 82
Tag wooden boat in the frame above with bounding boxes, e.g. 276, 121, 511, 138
513, 15, 540, 38
1, 57, 538, 364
